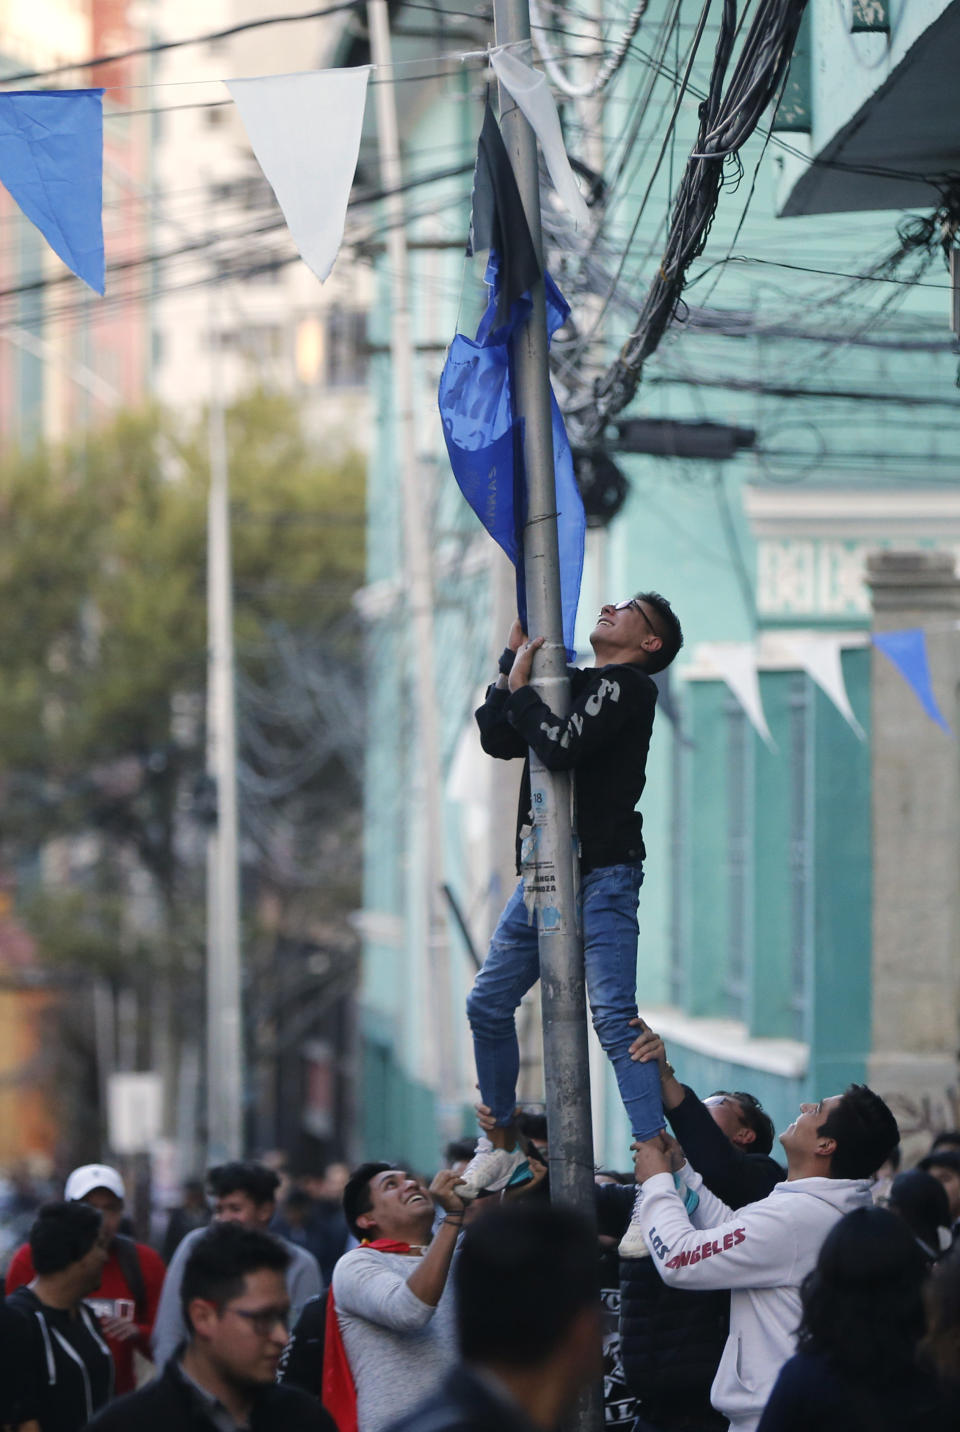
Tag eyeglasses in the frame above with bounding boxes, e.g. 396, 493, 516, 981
229, 1306, 291, 1336
612, 598, 659, 640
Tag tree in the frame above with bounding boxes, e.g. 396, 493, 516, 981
0, 390, 366, 1161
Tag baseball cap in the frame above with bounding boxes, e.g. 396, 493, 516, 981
64, 1164, 126, 1203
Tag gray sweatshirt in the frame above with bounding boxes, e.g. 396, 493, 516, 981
151, 1224, 322, 1370
332, 1247, 457, 1432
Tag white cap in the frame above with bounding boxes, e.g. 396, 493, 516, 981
64, 1164, 126, 1203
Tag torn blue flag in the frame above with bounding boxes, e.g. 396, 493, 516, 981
0, 90, 105, 294
438, 252, 584, 657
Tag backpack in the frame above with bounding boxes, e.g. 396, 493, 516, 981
112, 1234, 148, 1322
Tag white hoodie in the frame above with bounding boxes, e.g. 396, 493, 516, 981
637, 1166, 872, 1432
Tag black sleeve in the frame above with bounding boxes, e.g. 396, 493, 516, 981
475, 683, 528, 760
503, 667, 655, 771
0, 1306, 40, 1426
594, 1181, 635, 1240
277, 1292, 327, 1399
668, 1088, 783, 1209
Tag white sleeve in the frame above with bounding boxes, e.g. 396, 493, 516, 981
675, 1163, 737, 1228
639, 1173, 796, 1290
332, 1252, 435, 1332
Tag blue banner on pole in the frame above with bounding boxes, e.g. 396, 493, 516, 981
438, 254, 584, 657
0, 90, 105, 294
872, 628, 951, 734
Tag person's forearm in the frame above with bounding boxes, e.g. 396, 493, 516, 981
661, 1065, 686, 1112
404, 1217, 461, 1307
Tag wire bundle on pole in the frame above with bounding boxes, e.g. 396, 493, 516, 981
576, 0, 809, 443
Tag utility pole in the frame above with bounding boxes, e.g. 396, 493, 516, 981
205, 286, 244, 1163
367, 0, 457, 1113
491, 2, 598, 1232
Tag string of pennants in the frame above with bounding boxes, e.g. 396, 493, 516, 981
0, 48, 588, 296
697, 625, 958, 750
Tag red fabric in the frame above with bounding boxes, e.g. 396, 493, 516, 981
321, 1239, 413, 1432
5, 1240, 166, 1395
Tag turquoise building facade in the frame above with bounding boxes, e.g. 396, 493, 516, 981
356, 0, 960, 1169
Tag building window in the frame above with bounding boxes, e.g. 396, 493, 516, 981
725, 699, 751, 1022
788, 674, 813, 1040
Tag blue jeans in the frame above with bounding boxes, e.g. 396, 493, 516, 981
466, 864, 665, 1142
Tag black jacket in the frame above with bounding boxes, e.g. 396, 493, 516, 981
0, 1286, 114, 1432
86, 1357, 334, 1432
278, 1292, 326, 1399
757, 1349, 948, 1432
475, 661, 657, 875
609, 1091, 783, 1432
385, 1364, 538, 1432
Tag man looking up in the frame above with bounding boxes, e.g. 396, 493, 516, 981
6, 1163, 166, 1396
152, 1161, 321, 1370
624, 1084, 900, 1432
328, 1162, 465, 1431
460, 593, 684, 1196
88, 1223, 332, 1432
385, 1202, 602, 1432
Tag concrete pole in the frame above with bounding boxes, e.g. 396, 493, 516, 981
205, 287, 245, 1163
367, 0, 457, 1113
491, 1, 597, 1224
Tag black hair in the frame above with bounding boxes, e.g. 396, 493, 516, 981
888, 1169, 950, 1256
920, 1150, 960, 1178
207, 1162, 280, 1205
817, 1084, 900, 1179
444, 1138, 477, 1165
456, 1202, 598, 1366
342, 1162, 393, 1241
633, 591, 683, 674
797, 1206, 926, 1382
709, 1090, 775, 1156
517, 1111, 548, 1144
930, 1131, 960, 1155
30, 1201, 103, 1274
180, 1222, 290, 1333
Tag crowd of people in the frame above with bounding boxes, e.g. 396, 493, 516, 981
5, 595, 960, 1432
2, 1066, 960, 1432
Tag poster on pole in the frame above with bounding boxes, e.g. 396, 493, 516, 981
107, 1072, 163, 1154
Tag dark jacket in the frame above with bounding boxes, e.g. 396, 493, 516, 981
0, 1286, 114, 1432
598, 1184, 729, 1432
757, 1349, 947, 1432
86, 1357, 334, 1432
610, 1091, 783, 1432
385, 1364, 538, 1432
475, 661, 657, 875
278, 1291, 327, 1399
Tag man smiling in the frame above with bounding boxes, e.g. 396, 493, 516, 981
623, 1084, 900, 1432
460, 593, 684, 1196
328, 1163, 465, 1432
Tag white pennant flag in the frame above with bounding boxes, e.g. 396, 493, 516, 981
775, 633, 866, 741
227, 68, 371, 283
699, 642, 776, 751
490, 49, 590, 229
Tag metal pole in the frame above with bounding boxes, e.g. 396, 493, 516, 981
491, 4, 598, 1222
367, 0, 458, 1114
205, 286, 244, 1163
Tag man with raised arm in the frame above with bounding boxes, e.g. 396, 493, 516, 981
623, 1084, 900, 1432
459, 593, 684, 1196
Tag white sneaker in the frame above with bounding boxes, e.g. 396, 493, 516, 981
618, 1187, 651, 1259
455, 1145, 530, 1200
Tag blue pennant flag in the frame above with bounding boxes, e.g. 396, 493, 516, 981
872, 628, 951, 734
0, 90, 105, 294
438, 253, 585, 657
